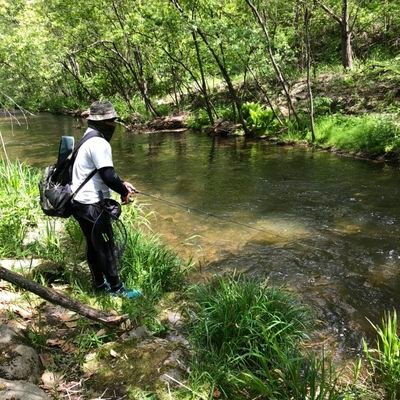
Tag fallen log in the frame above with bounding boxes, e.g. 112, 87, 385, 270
0, 266, 128, 327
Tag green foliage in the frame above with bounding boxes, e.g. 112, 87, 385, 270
189, 275, 311, 359
0, 0, 399, 118
0, 160, 40, 257
214, 105, 236, 122
313, 96, 334, 116
187, 109, 211, 130
313, 115, 400, 154
185, 275, 343, 398
119, 227, 187, 303
242, 103, 278, 135
33, 219, 65, 263
363, 311, 400, 399
237, 352, 341, 400
242, 102, 279, 135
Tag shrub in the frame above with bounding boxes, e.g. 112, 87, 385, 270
187, 109, 211, 130
314, 96, 334, 116
314, 115, 400, 154
184, 275, 342, 398
242, 102, 279, 135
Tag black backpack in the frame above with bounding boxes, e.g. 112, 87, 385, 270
39, 131, 101, 218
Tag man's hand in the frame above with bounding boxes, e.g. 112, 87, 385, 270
121, 181, 138, 204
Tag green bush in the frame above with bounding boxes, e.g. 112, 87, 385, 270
313, 96, 334, 116
184, 275, 342, 398
119, 229, 186, 301
242, 102, 279, 135
314, 115, 400, 154
215, 105, 236, 122
187, 109, 211, 130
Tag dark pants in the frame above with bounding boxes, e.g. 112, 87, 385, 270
71, 201, 121, 289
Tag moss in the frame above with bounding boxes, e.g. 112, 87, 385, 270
84, 339, 183, 397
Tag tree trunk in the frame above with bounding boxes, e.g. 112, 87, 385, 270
61, 59, 93, 101
341, 0, 353, 70
192, 31, 214, 125
0, 266, 127, 327
110, 1, 159, 117
170, 0, 251, 135
304, 7, 315, 142
245, 0, 300, 126
317, 0, 353, 70
247, 66, 284, 126
196, 28, 248, 133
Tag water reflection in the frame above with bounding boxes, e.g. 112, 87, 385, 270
2, 113, 400, 352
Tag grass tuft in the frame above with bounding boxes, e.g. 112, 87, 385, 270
185, 275, 343, 398
312, 115, 400, 154
363, 310, 400, 399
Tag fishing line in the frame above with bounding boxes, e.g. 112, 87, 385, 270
136, 191, 328, 253
137, 190, 289, 239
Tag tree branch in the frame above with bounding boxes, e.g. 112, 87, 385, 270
0, 266, 128, 327
315, 0, 342, 24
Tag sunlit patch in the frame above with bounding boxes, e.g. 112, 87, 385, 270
366, 262, 399, 288
332, 220, 363, 234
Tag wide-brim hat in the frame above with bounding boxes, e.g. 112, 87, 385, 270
86, 100, 118, 121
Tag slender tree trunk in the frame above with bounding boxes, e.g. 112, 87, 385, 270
246, 66, 284, 126
293, 1, 305, 70
110, 1, 159, 117
170, 0, 250, 135
317, 0, 353, 70
192, 31, 214, 125
195, 28, 247, 132
245, 0, 300, 125
61, 59, 93, 100
341, 0, 353, 70
304, 7, 315, 142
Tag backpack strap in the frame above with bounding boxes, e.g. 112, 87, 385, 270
70, 130, 105, 198
69, 130, 103, 165
71, 169, 98, 199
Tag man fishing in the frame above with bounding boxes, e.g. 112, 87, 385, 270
71, 100, 142, 299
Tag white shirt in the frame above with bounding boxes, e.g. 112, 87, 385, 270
71, 129, 113, 204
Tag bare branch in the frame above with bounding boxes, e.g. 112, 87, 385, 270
315, 0, 342, 24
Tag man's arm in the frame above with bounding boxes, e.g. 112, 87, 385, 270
98, 167, 137, 203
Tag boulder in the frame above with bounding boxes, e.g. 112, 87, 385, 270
0, 378, 50, 400
0, 325, 42, 383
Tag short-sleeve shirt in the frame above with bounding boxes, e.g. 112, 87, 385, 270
71, 128, 113, 204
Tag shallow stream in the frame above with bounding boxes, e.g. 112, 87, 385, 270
2, 113, 400, 355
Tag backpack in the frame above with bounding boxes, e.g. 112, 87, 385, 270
39, 131, 101, 218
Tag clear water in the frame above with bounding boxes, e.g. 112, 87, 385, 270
2, 113, 400, 353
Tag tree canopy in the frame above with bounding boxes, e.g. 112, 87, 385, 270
0, 0, 398, 119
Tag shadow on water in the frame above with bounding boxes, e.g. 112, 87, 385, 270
2, 113, 400, 355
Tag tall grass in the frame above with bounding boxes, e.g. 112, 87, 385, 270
363, 311, 400, 399
186, 275, 341, 399
0, 160, 41, 257
119, 221, 187, 301
312, 115, 400, 154
0, 160, 187, 310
